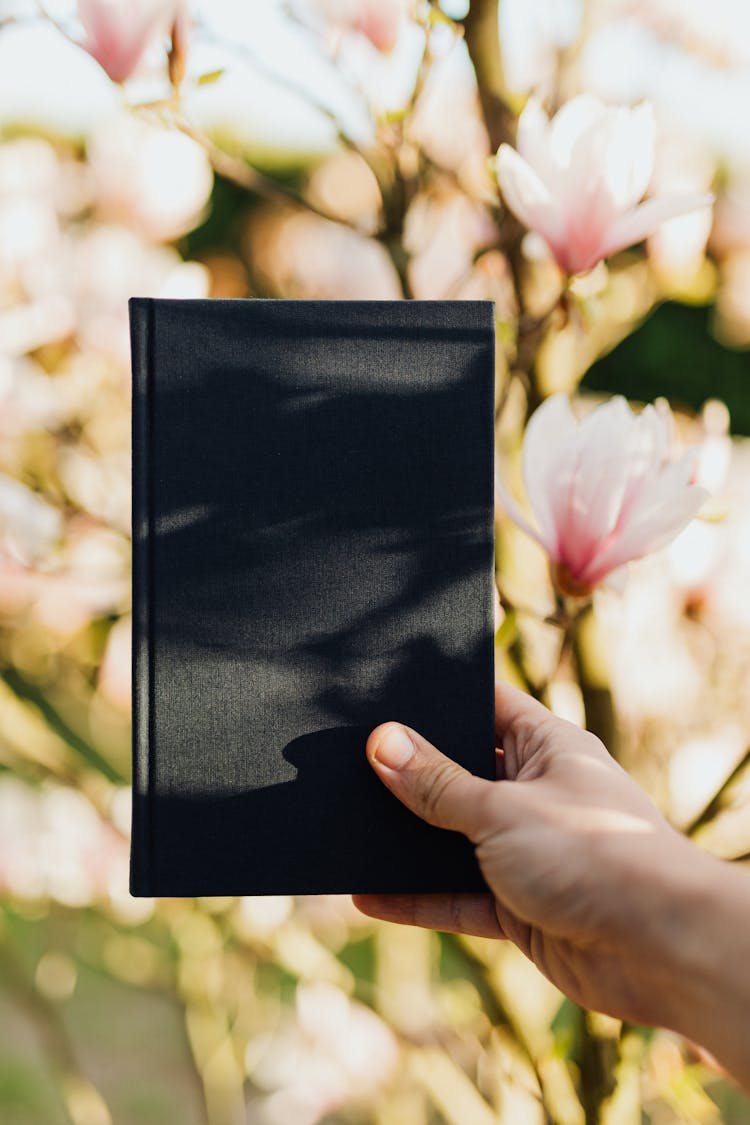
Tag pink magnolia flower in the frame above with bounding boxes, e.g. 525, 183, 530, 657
320, 0, 404, 53
353, 0, 402, 52
496, 394, 709, 597
495, 95, 714, 275
77, 0, 180, 84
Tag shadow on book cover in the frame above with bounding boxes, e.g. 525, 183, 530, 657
130, 298, 496, 896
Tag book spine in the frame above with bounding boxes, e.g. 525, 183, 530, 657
481, 302, 498, 774
129, 298, 155, 895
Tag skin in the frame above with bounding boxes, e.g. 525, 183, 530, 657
353, 681, 750, 1094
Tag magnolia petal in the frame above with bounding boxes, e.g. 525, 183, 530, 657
598, 445, 698, 552
653, 397, 676, 463
588, 485, 707, 584
522, 393, 578, 549
557, 110, 627, 271
516, 97, 556, 189
564, 103, 618, 199
554, 397, 638, 574
611, 401, 675, 527
495, 145, 562, 243
0, 473, 63, 564
582, 451, 708, 582
603, 102, 655, 211
555, 212, 610, 274
636, 401, 671, 467
354, 0, 403, 52
78, 0, 179, 82
601, 564, 629, 595
495, 469, 553, 554
635, 485, 709, 557
548, 94, 607, 169
600, 192, 715, 259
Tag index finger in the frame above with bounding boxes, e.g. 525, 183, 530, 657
352, 892, 507, 939
495, 680, 553, 742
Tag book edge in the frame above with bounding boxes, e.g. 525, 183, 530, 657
134, 296, 497, 327
129, 297, 155, 896
480, 307, 497, 781
127, 296, 497, 896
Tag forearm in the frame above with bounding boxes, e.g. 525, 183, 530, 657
658, 845, 750, 1092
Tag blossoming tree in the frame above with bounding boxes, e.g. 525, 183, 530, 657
0, 0, 749, 1122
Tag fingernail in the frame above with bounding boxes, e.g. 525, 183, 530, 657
371, 725, 415, 770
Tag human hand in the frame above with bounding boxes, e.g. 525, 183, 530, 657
353, 682, 740, 1040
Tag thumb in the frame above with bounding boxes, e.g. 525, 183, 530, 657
366, 722, 495, 841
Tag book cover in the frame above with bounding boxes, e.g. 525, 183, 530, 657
130, 298, 496, 896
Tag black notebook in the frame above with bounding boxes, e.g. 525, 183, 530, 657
130, 298, 496, 896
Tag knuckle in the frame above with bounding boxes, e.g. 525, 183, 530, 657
417, 760, 462, 825
470, 783, 500, 839
505, 715, 539, 760
448, 894, 464, 933
413, 894, 433, 929
584, 730, 609, 757
526, 713, 558, 751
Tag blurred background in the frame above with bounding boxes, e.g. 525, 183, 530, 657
0, 0, 749, 1122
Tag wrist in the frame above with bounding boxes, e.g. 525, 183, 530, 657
649, 839, 750, 1088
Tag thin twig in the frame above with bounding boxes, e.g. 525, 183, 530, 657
193, 20, 388, 175
136, 103, 379, 236
459, 0, 517, 152
684, 746, 750, 837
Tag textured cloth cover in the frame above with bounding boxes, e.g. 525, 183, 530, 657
130, 298, 496, 895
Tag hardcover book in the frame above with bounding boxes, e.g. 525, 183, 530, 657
130, 298, 496, 896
